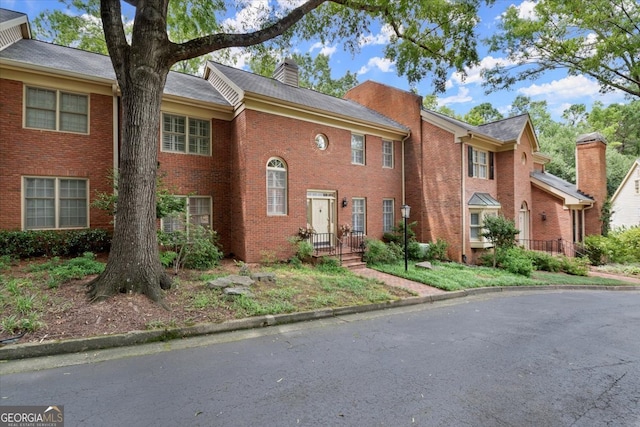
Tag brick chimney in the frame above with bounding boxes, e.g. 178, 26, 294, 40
273, 58, 299, 87
576, 132, 607, 235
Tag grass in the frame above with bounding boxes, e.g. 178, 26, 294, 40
1, 253, 636, 340
593, 263, 640, 277
372, 261, 637, 291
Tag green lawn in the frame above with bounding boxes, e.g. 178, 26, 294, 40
371, 261, 635, 291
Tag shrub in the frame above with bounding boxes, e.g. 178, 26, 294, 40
482, 215, 519, 267
583, 235, 609, 265
560, 256, 590, 276
500, 247, 534, 277
481, 247, 533, 277
0, 229, 111, 259
159, 251, 178, 268
182, 228, 223, 270
158, 226, 223, 271
288, 236, 313, 262
363, 238, 401, 265
383, 220, 417, 245
425, 238, 449, 261
526, 251, 562, 272
407, 241, 423, 260
316, 256, 344, 273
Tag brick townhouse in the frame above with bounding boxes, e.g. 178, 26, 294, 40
0, 8, 606, 263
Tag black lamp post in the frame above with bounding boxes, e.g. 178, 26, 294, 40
401, 204, 410, 271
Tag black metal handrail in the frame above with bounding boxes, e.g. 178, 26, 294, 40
519, 238, 580, 257
307, 231, 366, 265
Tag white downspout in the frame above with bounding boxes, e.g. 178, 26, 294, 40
461, 140, 466, 261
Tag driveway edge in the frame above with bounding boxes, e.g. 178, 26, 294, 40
1, 284, 639, 360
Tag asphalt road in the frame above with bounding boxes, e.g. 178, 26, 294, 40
1, 290, 639, 426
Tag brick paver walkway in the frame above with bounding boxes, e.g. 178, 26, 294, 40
355, 268, 445, 297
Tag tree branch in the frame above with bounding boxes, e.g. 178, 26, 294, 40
167, 0, 327, 63
100, 0, 129, 79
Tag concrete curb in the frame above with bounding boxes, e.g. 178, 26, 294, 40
1, 284, 639, 361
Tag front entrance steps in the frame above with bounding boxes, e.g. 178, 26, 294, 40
312, 250, 366, 270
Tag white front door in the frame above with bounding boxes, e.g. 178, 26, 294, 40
311, 199, 330, 235
306, 191, 336, 241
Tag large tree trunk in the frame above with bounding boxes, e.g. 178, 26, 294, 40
88, 64, 172, 305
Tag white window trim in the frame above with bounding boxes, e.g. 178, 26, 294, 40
352, 197, 366, 234
161, 112, 212, 156
22, 176, 89, 230
267, 157, 288, 216
351, 134, 365, 165
382, 140, 394, 168
472, 148, 488, 179
24, 86, 90, 134
161, 196, 212, 232
469, 207, 500, 248
382, 198, 394, 233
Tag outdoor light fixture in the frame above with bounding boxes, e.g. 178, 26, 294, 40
541, 211, 547, 221
342, 197, 348, 208
401, 204, 410, 271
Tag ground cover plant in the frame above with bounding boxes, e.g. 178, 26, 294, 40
371, 261, 635, 292
0, 254, 411, 344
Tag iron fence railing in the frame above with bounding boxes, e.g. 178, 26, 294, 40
307, 231, 366, 264
519, 239, 583, 257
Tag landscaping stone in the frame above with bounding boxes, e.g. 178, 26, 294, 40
207, 274, 255, 290
415, 261, 433, 270
224, 287, 253, 297
251, 272, 276, 283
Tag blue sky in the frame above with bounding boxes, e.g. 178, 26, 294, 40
2, 0, 628, 121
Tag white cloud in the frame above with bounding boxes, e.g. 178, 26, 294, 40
518, 75, 601, 99
222, 0, 271, 32
309, 42, 337, 57
359, 25, 394, 47
516, 1, 538, 19
451, 55, 517, 86
357, 57, 395, 75
437, 87, 472, 106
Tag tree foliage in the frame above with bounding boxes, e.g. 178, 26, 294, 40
249, 52, 358, 98
484, 0, 640, 98
70, 0, 492, 303
481, 215, 519, 267
463, 102, 503, 125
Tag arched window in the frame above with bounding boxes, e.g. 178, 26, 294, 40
267, 158, 287, 215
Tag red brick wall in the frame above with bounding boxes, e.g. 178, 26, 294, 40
0, 78, 113, 230
235, 108, 404, 262
576, 140, 607, 236
157, 118, 234, 256
344, 82, 421, 234
531, 186, 573, 243
420, 123, 463, 261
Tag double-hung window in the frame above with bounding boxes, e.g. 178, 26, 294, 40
473, 149, 488, 178
468, 146, 494, 179
352, 198, 366, 234
382, 140, 393, 168
267, 158, 287, 215
161, 196, 211, 233
382, 199, 394, 233
162, 113, 211, 155
351, 134, 365, 165
24, 177, 88, 229
25, 87, 88, 133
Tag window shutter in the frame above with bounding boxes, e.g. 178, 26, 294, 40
468, 146, 473, 177
489, 152, 495, 180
